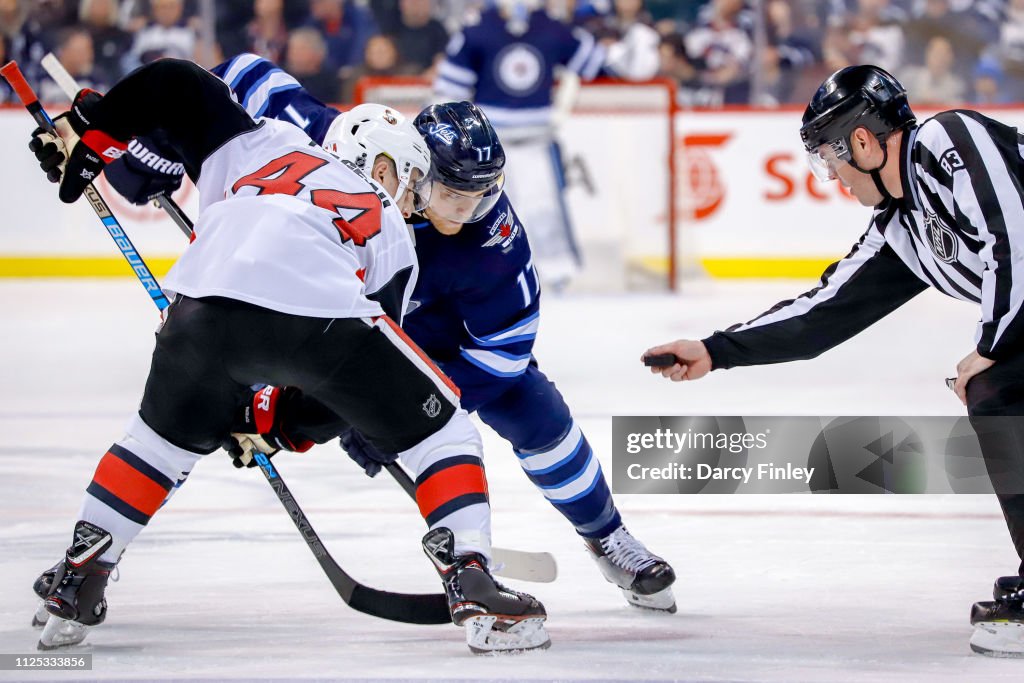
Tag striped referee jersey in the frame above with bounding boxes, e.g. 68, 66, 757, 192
705, 110, 1024, 367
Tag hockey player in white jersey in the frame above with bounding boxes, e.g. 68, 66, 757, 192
25, 58, 549, 654
434, 0, 659, 289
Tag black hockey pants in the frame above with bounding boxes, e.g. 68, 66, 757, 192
138, 296, 456, 456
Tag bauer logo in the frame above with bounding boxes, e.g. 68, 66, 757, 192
679, 134, 731, 221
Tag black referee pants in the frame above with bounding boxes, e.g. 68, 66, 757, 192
967, 353, 1024, 576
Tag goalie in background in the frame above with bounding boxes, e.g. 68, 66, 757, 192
433, 0, 660, 291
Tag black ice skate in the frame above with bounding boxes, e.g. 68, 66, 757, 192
35, 521, 117, 650
584, 525, 677, 613
422, 527, 550, 654
31, 561, 61, 627
970, 576, 1024, 657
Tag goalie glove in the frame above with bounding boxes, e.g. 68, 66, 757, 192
226, 386, 315, 468
339, 427, 399, 478
28, 89, 128, 203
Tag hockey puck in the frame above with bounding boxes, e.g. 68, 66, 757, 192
643, 353, 679, 368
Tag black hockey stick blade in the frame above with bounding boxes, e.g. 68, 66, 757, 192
254, 454, 451, 625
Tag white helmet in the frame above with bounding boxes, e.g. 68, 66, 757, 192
323, 103, 432, 210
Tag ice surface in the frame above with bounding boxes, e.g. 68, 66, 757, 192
1, 280, 1021, 682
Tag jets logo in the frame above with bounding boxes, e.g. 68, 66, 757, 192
495, 43, 543, 96
940, 149, 965, 176
427, 123, 457, 145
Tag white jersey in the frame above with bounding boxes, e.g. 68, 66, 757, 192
163, 118, 418, 320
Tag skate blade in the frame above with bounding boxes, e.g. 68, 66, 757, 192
37, 614, 90, 651
623, 586, 677, 614
31, 602, 49, 628
970, 621, 1024, 658
464, 615, 551, 654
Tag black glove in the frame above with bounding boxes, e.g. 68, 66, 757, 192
226, 386, 315, 468
28, 89, 127, 203
339, 428, 399, 477
105, 132, 185, 205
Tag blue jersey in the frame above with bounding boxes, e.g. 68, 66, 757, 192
211, 53, 340, 145
405, 197, 541, 412
434, 8, 605, 131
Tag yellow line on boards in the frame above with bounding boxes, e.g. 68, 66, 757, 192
700, 258, 832, 278
0, 256, 833, 280
0, 257, 178, 278
631, 256, 832, 279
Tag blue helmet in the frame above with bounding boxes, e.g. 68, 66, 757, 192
414, 101, 506, 223
414, 101, 505, 192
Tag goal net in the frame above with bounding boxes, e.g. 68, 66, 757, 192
353, 77, 680, 291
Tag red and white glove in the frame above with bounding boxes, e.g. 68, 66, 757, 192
225, 386, 315, 468
27, 89, 128, 203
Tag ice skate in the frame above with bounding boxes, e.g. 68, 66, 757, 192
970, 576, 1024, 657
35, 521, 117, 650
584, 525, 676, 613
422, 527, 550, 654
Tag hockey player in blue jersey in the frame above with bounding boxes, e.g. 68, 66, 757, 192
399, 100, 677, 612
104, 53, 677, 613
434, 0, 660, 289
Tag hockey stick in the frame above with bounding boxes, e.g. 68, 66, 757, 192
385, 463, 558, 583
41, 53, 554, 585
26, 55, 452, 626
0, 60, 170, 311
252, 453, 450, 624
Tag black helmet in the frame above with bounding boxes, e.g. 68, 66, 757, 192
800, 65, 916, 154
414, 101, 505, 192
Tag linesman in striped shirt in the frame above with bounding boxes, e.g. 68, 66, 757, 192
644, 65, 1024, 657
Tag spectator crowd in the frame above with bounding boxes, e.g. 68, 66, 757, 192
1, 0, 1021, 109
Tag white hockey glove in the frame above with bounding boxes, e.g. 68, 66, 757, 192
605, 23, 662, 81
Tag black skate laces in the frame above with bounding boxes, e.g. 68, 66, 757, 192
600, 527, 660, 573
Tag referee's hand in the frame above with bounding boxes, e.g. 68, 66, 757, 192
642, 340, 711, 382
951, 349, 995, 406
